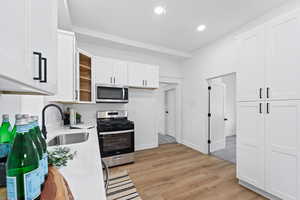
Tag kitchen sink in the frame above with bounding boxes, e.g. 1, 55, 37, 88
48, 132, 89, 147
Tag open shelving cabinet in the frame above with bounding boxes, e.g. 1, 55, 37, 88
79, 53, 92, 102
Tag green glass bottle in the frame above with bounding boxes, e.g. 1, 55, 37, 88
32, 116, 48, 178
0, 114, 12, 163
28, 117, 44, 187
6, 118, 41, 200
11, 114, 23, 144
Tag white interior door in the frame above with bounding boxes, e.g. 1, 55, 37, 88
165, 89, 176, 138
210, 83, 226, 152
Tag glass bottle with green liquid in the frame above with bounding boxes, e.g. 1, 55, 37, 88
33, 116, 48, 179
6, 118, 41, 200
0, 114, 12, 163
28, 116, 44, 187
11, 114, 23, 144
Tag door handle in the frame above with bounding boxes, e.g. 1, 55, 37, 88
113, 77, 116, 84
266, 103, 270, 114
33, 52, 42, 80
40, 57, 47, 83
145, 80, 147, 86
110, 77, 112, 84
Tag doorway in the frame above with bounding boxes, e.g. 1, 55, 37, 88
208, 73, 236, 163
157, 83, 178, 145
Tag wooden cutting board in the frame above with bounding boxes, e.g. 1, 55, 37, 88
0, 167, 74, 200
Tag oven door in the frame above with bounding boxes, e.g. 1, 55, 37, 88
99, 130, 134, 157
96, 85, 128, 103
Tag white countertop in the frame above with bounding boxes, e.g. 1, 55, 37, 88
47, 126, 107, 200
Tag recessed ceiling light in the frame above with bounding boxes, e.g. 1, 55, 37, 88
154, 6, 167, 15
197, 25, 207, 32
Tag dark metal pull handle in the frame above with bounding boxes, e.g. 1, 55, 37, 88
40, 57, 47, 83
146, 80, 147, 86
102, 159, 109, 193
259, 103, 262, 114
267, 87, 270, 99
113, 77, 115, 84
33, 52, 42, 80
259, 88, 262, 99
267, 103, 270, 114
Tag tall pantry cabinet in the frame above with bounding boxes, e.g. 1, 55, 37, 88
236, 9, 300, 200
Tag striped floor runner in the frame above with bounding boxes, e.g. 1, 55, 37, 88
106, 171, 142, 200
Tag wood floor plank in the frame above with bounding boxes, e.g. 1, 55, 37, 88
110, 144, 266, 200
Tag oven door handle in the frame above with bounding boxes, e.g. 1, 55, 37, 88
102, 159, 109, 193
99, 129, 134, 135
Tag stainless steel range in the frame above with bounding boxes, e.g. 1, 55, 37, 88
97, 111, 134, 167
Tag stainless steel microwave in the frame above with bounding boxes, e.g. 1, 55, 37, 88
95, 85, 129, 103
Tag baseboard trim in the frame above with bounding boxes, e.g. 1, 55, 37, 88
135, 143, 158, 151
239, 180, 280, 200
182, 140, 204, 153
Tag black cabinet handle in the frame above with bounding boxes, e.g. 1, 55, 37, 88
267, 103, 270, 114
40, 57, 47, 83
259, 103, 262, 114
113, 77, 115, 84
259, 88, 262, 99
33, 52, 42, 80
267, 87, 270, 99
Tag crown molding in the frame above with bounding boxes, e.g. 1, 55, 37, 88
73, 26, 193, 58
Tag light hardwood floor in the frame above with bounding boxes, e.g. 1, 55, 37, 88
110, 144, 266, 200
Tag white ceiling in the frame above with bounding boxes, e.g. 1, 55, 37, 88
68, 0, 289, 52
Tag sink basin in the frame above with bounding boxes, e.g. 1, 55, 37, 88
48, 132, 89, 147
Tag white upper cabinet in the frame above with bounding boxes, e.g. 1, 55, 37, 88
265, 101, 300, 200
145, 65, 159, 88
237, 102, 265, 190
127, 62, 144, 88
93, 57, 114, 85
30, 0, 57, 93
265, 11, 300, 100
0, 0, 57, 94
236, 25, 265, 101
93, 57, 128, 86
113, 61, 128, 86
48, 30, 76, 102
128, 62, 159, 89
0, 0, 32, 88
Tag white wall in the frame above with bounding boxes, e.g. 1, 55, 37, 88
182, 1, 300, 154
0, 95, 21, 123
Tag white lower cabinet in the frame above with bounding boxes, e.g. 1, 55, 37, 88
237, 102, 265, 190
265, 101, 300, 200
237, 100, 300, 199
